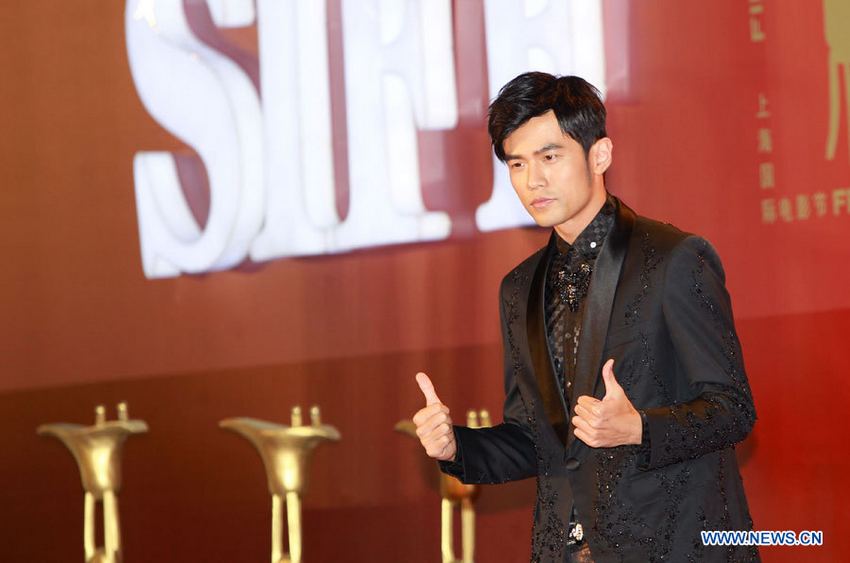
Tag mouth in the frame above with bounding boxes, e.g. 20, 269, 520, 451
530, 197, 555, 209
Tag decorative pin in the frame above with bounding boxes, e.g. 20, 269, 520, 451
572, 523, 584, 542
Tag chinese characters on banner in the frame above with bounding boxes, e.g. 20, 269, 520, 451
757, 0, 850, 225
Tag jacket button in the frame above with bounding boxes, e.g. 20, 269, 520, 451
565, 457, 580, 470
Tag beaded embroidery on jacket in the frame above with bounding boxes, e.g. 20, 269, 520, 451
504, 267, 567, 563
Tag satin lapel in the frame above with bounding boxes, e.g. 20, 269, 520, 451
567, 197, 636, 451
526, 233, 570, 447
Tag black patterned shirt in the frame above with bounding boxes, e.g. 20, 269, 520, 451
544, 196, 616, 403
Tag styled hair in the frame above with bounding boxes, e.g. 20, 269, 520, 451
488, 72, 607, 161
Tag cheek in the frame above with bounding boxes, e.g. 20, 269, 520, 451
556, 165, 589, 196
509, 172, 527, 195
551, 168, 576, 193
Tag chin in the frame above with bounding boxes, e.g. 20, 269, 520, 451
533, 218, 558, 229
528, 209, 566, 229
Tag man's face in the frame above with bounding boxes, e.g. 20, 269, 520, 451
502, 110, 609, 237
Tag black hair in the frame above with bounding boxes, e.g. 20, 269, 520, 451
488, 72, 607, 161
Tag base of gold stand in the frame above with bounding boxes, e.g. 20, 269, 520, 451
441, 497, 475, 563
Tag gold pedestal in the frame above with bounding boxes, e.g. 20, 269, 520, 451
221, 405, 340, 563
397, 409, 491, 563
38, 402, 148, 563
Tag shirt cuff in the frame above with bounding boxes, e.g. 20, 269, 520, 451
636, 409, 652, 470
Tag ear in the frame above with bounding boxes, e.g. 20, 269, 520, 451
589, 137, 613, 175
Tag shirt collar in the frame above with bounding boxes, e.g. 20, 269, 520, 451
554, 194, 616, 260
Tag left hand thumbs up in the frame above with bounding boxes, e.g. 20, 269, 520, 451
601, 358, 625, 399
572, 359, 643, 448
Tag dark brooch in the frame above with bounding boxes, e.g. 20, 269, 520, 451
557, 262, 592, 312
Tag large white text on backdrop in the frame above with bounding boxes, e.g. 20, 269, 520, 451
126, 0, 605, 278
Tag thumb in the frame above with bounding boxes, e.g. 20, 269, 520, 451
601, 359, 622, 398
416, 372, 442, 406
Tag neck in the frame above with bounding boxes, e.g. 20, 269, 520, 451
553, 186, 607, 244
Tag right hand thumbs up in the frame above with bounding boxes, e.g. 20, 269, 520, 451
412, 372, 457, 461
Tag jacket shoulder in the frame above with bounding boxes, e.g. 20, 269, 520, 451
632, 214, 696, 255
631, 215, 730, 286
499, 244, 546, 299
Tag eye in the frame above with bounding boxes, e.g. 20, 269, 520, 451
543, 153, 558, 162
509, 161, 525, 169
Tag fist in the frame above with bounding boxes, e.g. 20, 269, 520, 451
412, 372, 457, 461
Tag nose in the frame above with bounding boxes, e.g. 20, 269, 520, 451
527, 162, 546, 191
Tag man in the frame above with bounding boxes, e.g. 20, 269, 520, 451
411, 73, 759, 562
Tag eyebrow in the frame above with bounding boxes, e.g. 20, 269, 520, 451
504, 143, 564, 161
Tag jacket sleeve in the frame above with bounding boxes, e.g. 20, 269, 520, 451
639, 236, 757, 471
439, 277, 538, 484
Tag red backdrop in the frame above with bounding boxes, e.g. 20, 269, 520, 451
0, 1, 847, 561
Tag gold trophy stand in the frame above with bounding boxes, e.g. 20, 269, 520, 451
37, 402, 148, 563
397, 409, 491, 563
220, 405, 340, 563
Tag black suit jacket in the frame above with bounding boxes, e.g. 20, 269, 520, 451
441, 197, 759, 562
